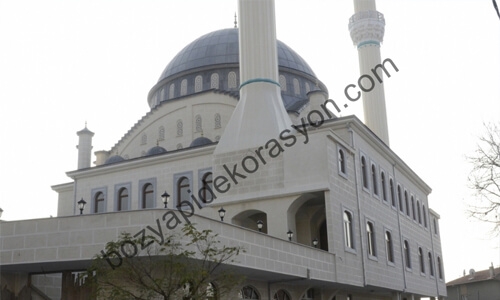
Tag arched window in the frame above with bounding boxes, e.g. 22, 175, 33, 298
195, 75, 203, 93
411, 196, 416, 221
302, 288, 314, 300
404, 191, 410, 217
371, 164, 378, 195
180, 79, 188, 96
385, 231, 394, 263
418, 247, 425, 273
417, 200, 422, 224
366, 221, 376, 256
169, 83, 175, 99
215, 135, 220, 142
338, 149, 346, 174
201, 172, 214, 203
273, 290, 291, 300
390, 179, 395, 207
397, 185, 403, 212
159, 126, 165, 141
214, 113, 221, 129
228, 71, 237, 88
428, 252, 434, 276
404, 240, 411, 269
239, 286, 259, 299
142, 183, 154, 209
293, 78, 300, 95
177, 177, 190, 207
141, 134, 147, 145
433, 217, 439, 234
160, 88, 165, 102
437, 256, 443, 279
279, 75, 287, 91
343, 211, 354, 249
361, 156, 368, 189
381, 171, 387, 201
195, 115, 202, 132
423, 205, 428, 227
94, 192, 105, 213
118, 187, 128, 211
305, 82, 311, 93
177, 143, 183, 149
210, 73, 219, 89
177, 119, 183, 136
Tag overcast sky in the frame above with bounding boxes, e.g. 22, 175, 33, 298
1, 0, 499, 283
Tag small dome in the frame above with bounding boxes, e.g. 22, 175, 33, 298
190, 137, 213, 147
146, 146, 167, 156
105, 155, 125, 165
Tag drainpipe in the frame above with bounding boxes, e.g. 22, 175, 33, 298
348, 124, 367, 287
428, 206, 440, 298
392, 163, 407, 293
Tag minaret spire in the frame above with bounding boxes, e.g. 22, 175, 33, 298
234, 12, 238, 28
214, 0, 291, 154
349, 0, 390, 145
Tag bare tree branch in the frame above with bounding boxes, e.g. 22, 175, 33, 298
467, 122, 500, 233
83, 223, 244, 299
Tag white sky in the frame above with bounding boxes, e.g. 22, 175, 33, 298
1, 0, 499, 283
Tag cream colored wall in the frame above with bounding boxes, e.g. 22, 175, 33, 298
106, 91, 236, 161
53, 182, 74, 217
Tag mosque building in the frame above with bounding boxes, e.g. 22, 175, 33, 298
0, 0, 446, 299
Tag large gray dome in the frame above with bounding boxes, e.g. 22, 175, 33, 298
158, 28, 316, 81
148, 28, 327, 113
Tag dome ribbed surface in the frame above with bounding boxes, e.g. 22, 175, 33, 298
158, 28, 316, 82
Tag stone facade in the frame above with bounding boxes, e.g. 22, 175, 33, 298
0, 1, 446, 298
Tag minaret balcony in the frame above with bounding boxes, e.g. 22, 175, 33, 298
349, 10, 385, 46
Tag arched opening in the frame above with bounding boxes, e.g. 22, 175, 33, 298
274, 289, 291, 300
232, 210, 268, 234
319, 220, 328, 251
301, 287, 321, 299
287, 192, 327, 250
239, 285, 260, 299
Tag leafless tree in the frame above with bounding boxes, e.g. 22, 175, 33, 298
468, 122, 500, 231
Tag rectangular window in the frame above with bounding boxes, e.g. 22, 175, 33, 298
381, 171, 387, 201
139, 178, 156, 209
338, 148, 347, 176
367, 221, 376, 257
173, 171, 193, 208
91, 187, 107, 214
361, 156, 369, 189
371, 164, 378, 196
344, 210, 354, 249
385, 230, 394, 263
404, 240, 411, 269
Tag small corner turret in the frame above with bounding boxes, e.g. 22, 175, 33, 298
76, 123, 94, 169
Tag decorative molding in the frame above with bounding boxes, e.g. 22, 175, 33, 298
349, 10, 385, 46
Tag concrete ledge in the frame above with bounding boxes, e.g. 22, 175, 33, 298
0, 210, 336, 282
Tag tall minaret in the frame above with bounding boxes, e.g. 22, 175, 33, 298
76, 124, 94, 169
214, 0, 291, 154
349, 0, 390, 145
